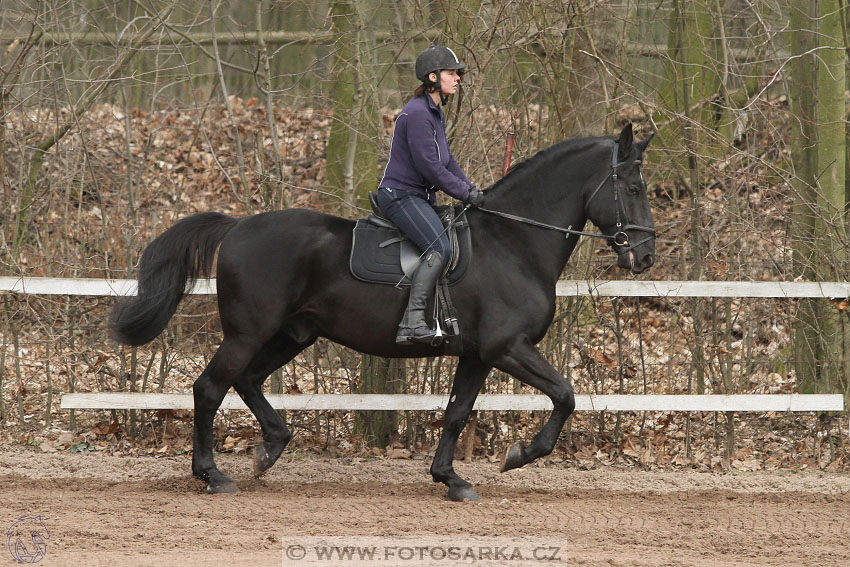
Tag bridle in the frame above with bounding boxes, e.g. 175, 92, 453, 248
585, 142, 657, 251
476, 141, 657, 252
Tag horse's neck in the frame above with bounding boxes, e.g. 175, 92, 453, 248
489, 149, 592, 230
478, 157, 590, 282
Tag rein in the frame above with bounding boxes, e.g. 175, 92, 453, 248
476, 141, 656, 251
473, 206, 611, 241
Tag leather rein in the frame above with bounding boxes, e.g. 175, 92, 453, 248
476, 142, 656, 252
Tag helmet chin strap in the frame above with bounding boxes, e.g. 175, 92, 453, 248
427, 72, 450, 106
426, 85, 449, 106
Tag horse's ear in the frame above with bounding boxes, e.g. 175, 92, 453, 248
618, 123, 634, 162
637, 131, 655, 156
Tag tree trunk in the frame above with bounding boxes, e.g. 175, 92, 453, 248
813, 0, 846, 393
791, 0, 848, 395
325, 0, 380, 214
790, 1, 820, 393
326, 0, 400, 447
666, 0, 710, 393
658, 0, 721, 186
256, 0, 289, 210
353, 356, 404, 448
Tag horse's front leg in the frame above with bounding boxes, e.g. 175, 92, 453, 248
430, 357, 490, 502
490, 336, 575, 472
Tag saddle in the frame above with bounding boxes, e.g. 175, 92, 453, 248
349, 192, 473, 347
349, 192, 472, 286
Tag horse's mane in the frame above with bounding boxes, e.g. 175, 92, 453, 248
491, 135, 611, 191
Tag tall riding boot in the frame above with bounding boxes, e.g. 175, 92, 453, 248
396, 251, 445, 345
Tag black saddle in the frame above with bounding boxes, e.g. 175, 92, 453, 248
349, 192, 472, 286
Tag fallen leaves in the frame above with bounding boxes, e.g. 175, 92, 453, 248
218, 428, 256, 454
386, 447, 413, 459
90, 420, 120, 436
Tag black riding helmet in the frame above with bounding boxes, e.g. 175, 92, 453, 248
415, 46, 466, 82
415, 45, 466, 91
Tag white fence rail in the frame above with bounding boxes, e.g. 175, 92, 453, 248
4, 277, 847, 413
60, 393, 844, 412
3, 277, 850, 298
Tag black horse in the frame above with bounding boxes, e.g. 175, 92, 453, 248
109, 123, 655, 501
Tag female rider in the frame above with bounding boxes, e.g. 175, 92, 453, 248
376, 46, 484, 346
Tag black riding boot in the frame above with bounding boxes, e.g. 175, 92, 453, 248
396, 251, 444, 345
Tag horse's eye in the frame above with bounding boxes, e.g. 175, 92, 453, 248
628, 184, 641, 196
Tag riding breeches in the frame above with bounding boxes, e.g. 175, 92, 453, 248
376, 187, 451, 264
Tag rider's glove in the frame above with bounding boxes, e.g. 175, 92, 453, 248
466, 187, 484, 208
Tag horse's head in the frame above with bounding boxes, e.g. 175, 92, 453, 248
584, 123, 656, 274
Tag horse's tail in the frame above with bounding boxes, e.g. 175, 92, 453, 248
108, 212, 238, 346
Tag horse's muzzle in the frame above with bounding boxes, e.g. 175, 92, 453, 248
620, 250, 654, 274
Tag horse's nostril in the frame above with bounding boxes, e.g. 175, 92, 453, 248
643, 254, 655, 268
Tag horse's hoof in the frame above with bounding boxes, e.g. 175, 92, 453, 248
500, 441, 526, 473
448, 486, 480, 502
206, 480, 239, 494
205, 470, 239, 494
253, 443, 274, 477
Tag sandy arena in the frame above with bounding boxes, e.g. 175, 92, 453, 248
1, 448, 848, 566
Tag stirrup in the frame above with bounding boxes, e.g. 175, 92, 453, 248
396, 325, 443, 347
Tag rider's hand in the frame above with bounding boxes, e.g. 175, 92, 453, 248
467, 187, 484, 208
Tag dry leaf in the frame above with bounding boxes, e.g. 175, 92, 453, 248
386, 448, 412, 459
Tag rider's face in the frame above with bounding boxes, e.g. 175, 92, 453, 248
433, 69, 461, 95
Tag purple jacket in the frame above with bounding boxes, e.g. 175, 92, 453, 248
378, 94, 474, 204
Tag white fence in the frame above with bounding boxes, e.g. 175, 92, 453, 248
4, 276, 850, 298
2, 277, 847, 413
60, 393, 843, 412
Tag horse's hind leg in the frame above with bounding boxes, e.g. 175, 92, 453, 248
192, 337, 257, 493
232, 335, 315, 477
429, 357, 490, 502
490, 336, 576, 473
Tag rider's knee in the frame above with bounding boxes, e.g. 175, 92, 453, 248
426, 240, 451, 266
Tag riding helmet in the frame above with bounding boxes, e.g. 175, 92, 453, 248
415, 46, 466, 83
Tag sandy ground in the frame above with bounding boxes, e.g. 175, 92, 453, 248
1, 448, 849, 566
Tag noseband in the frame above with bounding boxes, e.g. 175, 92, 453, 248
476, 141, 656, 251
585, 142, 656, 252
